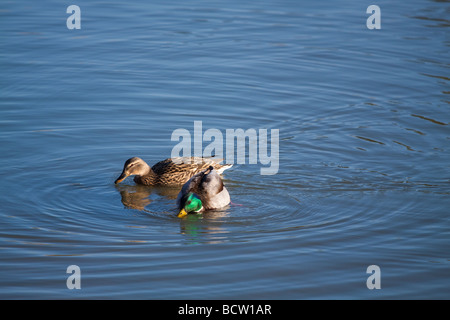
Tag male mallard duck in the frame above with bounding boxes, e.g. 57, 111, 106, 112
114, 157, 232, 186
177, 166, 230, 218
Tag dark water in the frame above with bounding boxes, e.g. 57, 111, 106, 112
1, 0, 449, 299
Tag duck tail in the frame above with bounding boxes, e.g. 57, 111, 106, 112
216, 163, 233, 174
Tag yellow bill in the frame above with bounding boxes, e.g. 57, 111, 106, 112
177, 208, 188, 218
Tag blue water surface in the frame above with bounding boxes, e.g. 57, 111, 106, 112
0, 0, 449, 299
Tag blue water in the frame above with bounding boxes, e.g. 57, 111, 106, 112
0, 0, 449, 299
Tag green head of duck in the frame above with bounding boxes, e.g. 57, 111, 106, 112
178, 192, 203, 218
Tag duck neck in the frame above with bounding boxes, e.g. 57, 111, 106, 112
135, 167, 157, 185
141, 163, 151, 176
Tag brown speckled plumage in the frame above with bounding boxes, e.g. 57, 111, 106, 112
115, 157, 232, 186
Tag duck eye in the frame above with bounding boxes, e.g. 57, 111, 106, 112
187, 201, 192, 205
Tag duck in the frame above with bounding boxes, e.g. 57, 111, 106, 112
177, 166, 230, 218
114, 157, 232, 186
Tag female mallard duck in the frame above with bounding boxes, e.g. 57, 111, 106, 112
114, 157, 232, 186
177, 166, 230, 218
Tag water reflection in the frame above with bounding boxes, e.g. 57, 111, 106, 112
179, 209, 231, 245
115, 184, 179, 211
115, 184, 231, 244
115, 184, 152, 211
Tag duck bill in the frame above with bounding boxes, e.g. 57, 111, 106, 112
177, 208, 188, 218
114, 171, 129, 184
